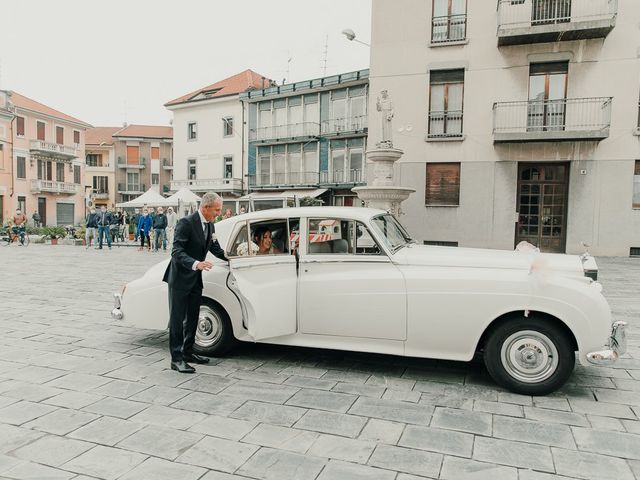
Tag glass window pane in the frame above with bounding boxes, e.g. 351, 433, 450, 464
430, 84, 445, 111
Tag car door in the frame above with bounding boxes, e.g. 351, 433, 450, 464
227, 218, 299, 341
298, 217, 407, 341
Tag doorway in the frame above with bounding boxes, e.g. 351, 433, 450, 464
516, 163, 569, 253
38, 198, 47, 226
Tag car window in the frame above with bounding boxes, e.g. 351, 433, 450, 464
355, 222, 382, 255
229, 223, 250, 257
248, 219, 290, 256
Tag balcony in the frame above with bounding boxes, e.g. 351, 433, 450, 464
30, 179, 77, 194
248, 172, 319, 189
90, 190, 109, 200
117, 183, 146, 194
117, 157, 146, 169
321, 116, 368, 137
170, 178, 243, 194
319, 169, 365, 185
249, 122, 320, 143
162, 158, 173, 170
427, 111, 464, 139
29, 140, 77, 161
431, 14, 467, 44
497, 0, 617, 46
493, 97, 612, 143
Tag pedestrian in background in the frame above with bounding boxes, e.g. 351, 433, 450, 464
153, 207, 168, 252
131, 208, 141, 242
137, 208, 152, 251
85, 208, 99, 249
97, 206, 112, 250
166, 206, 177, 248
32, 211, 41, 228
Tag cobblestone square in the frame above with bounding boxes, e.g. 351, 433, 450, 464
0, 245, 638, 479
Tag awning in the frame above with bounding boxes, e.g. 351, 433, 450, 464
238, 188, 327, 201
115, 188, 168, 208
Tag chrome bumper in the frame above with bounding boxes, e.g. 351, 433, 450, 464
111, 293, 123, 320
586, 321, 627, 365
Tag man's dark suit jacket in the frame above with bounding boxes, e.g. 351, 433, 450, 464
163, 211, 227, 292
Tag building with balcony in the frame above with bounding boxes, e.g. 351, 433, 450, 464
165, 70, 272, 209
241, 69, 369, 207
369, 0, 638, 256
0, 90, 91, 226
111, 125, 173, 204
85, 127, 120, 210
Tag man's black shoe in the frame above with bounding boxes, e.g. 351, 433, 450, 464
183, 354, 210, 364
170, 360, 195, 373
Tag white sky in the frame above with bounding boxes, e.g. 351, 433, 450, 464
0, 0, 371, 127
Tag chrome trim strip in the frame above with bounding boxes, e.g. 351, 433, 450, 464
586, 320, 627, 365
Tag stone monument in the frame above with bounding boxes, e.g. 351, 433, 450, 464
352, 90, 415, 217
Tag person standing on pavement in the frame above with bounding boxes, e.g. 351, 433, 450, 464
85, 208, 99, 249
32, 211, 41, 228
97, 206, 112, 250
166, 206, 177, 248
137, 208, 152, 251
153, 207, 168, 252
162, 192, 228, 373
131, 208, 141, 242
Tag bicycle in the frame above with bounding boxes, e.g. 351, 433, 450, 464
0, 225, 30, 246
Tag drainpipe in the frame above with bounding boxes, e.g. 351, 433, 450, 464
8, 111, 15, 201
240, 98, 246, 196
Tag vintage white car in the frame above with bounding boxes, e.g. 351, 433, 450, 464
112, 207, 626, 395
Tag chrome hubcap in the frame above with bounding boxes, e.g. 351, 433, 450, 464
500, 330, 559, 383
195, 305, 222, 348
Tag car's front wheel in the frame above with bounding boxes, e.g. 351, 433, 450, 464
484, 316, 575, 395
193, 299, 236, 357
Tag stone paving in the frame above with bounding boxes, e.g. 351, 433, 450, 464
0, 244, 638, 480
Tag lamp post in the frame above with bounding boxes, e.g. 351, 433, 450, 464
341, 29, 370, 47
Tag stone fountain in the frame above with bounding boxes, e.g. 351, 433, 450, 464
352, 90, 414, 217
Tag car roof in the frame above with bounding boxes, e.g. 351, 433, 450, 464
222, 207, 388, 224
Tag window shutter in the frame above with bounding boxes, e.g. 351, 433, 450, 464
37, 122, 45, 141
16, 117, 25, 136
127, 146, 139, 165
151, 147, 160, 160
425, 163, 461, 205
56, 126, 64, 145
74, 131, 80, 144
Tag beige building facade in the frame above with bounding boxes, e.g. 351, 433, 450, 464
0, 90, 91, 226
85, 127, 120, 210
369, 0, 640, 255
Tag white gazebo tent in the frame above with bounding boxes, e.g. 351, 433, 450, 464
162, 188, 202, 218
116, 188, 168, 208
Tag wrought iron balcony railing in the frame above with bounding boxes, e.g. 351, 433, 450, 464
249, 122, 320, 142
431, 14, 467, 44
428, 110, 464, 138
493, 97, 612, 142
117, 157, 146, 169
497, 0, 617, 46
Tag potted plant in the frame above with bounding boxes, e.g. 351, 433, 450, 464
44, 226, 66, 245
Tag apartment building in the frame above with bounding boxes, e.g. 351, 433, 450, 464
85, 127, 120, 210
165, 70, 271, 201
370, 0, 639, 255
0, 90, 91, 226
112, 125, 173, 204
240, 69, 369, 207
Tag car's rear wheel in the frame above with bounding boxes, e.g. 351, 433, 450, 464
193, 299, 236, 357
484, 316, 575, 395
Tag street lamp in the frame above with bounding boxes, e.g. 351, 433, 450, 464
341, 29, 370, 47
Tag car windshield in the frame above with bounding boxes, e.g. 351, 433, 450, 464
370, 214, 413, 252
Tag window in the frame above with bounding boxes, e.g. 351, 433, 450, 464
188, 122, 197, 140
425, 162, 461, 205
432, 0, 467, 43
74, 165, 81, 184
16, 117, 25, 136
37, 121, 45, 141
17, 156, 26, 179
152, 173, 159, 185
328, 138, 364, 183
188, 159, 196, 180
633, 161, 640, 208
56, 126, 64, 145
93, 176, 108, 193
126, 146, 140, 165
528, 62, 568, 131
230, 218, 296, 257
86, 154, 102, 167
73, 130, 80, 145
223, 117, 233, 137
151, 146, 160, 160
307, 218, 381, 255
0, 144, 3, 169
224, 156, 233, 178
255, 143, 318, 185
127, 172, 139, 190
18, 196, 26, 214
429, 69, 464, 138
56, 162, 65, 182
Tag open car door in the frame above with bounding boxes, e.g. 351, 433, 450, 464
228, 255, 298, 341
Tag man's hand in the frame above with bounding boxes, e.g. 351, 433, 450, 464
196, 261, 214, 271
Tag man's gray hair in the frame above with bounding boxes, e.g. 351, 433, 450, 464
201, 192, 222, 206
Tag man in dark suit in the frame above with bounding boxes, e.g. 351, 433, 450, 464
162, 192, 228, 373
